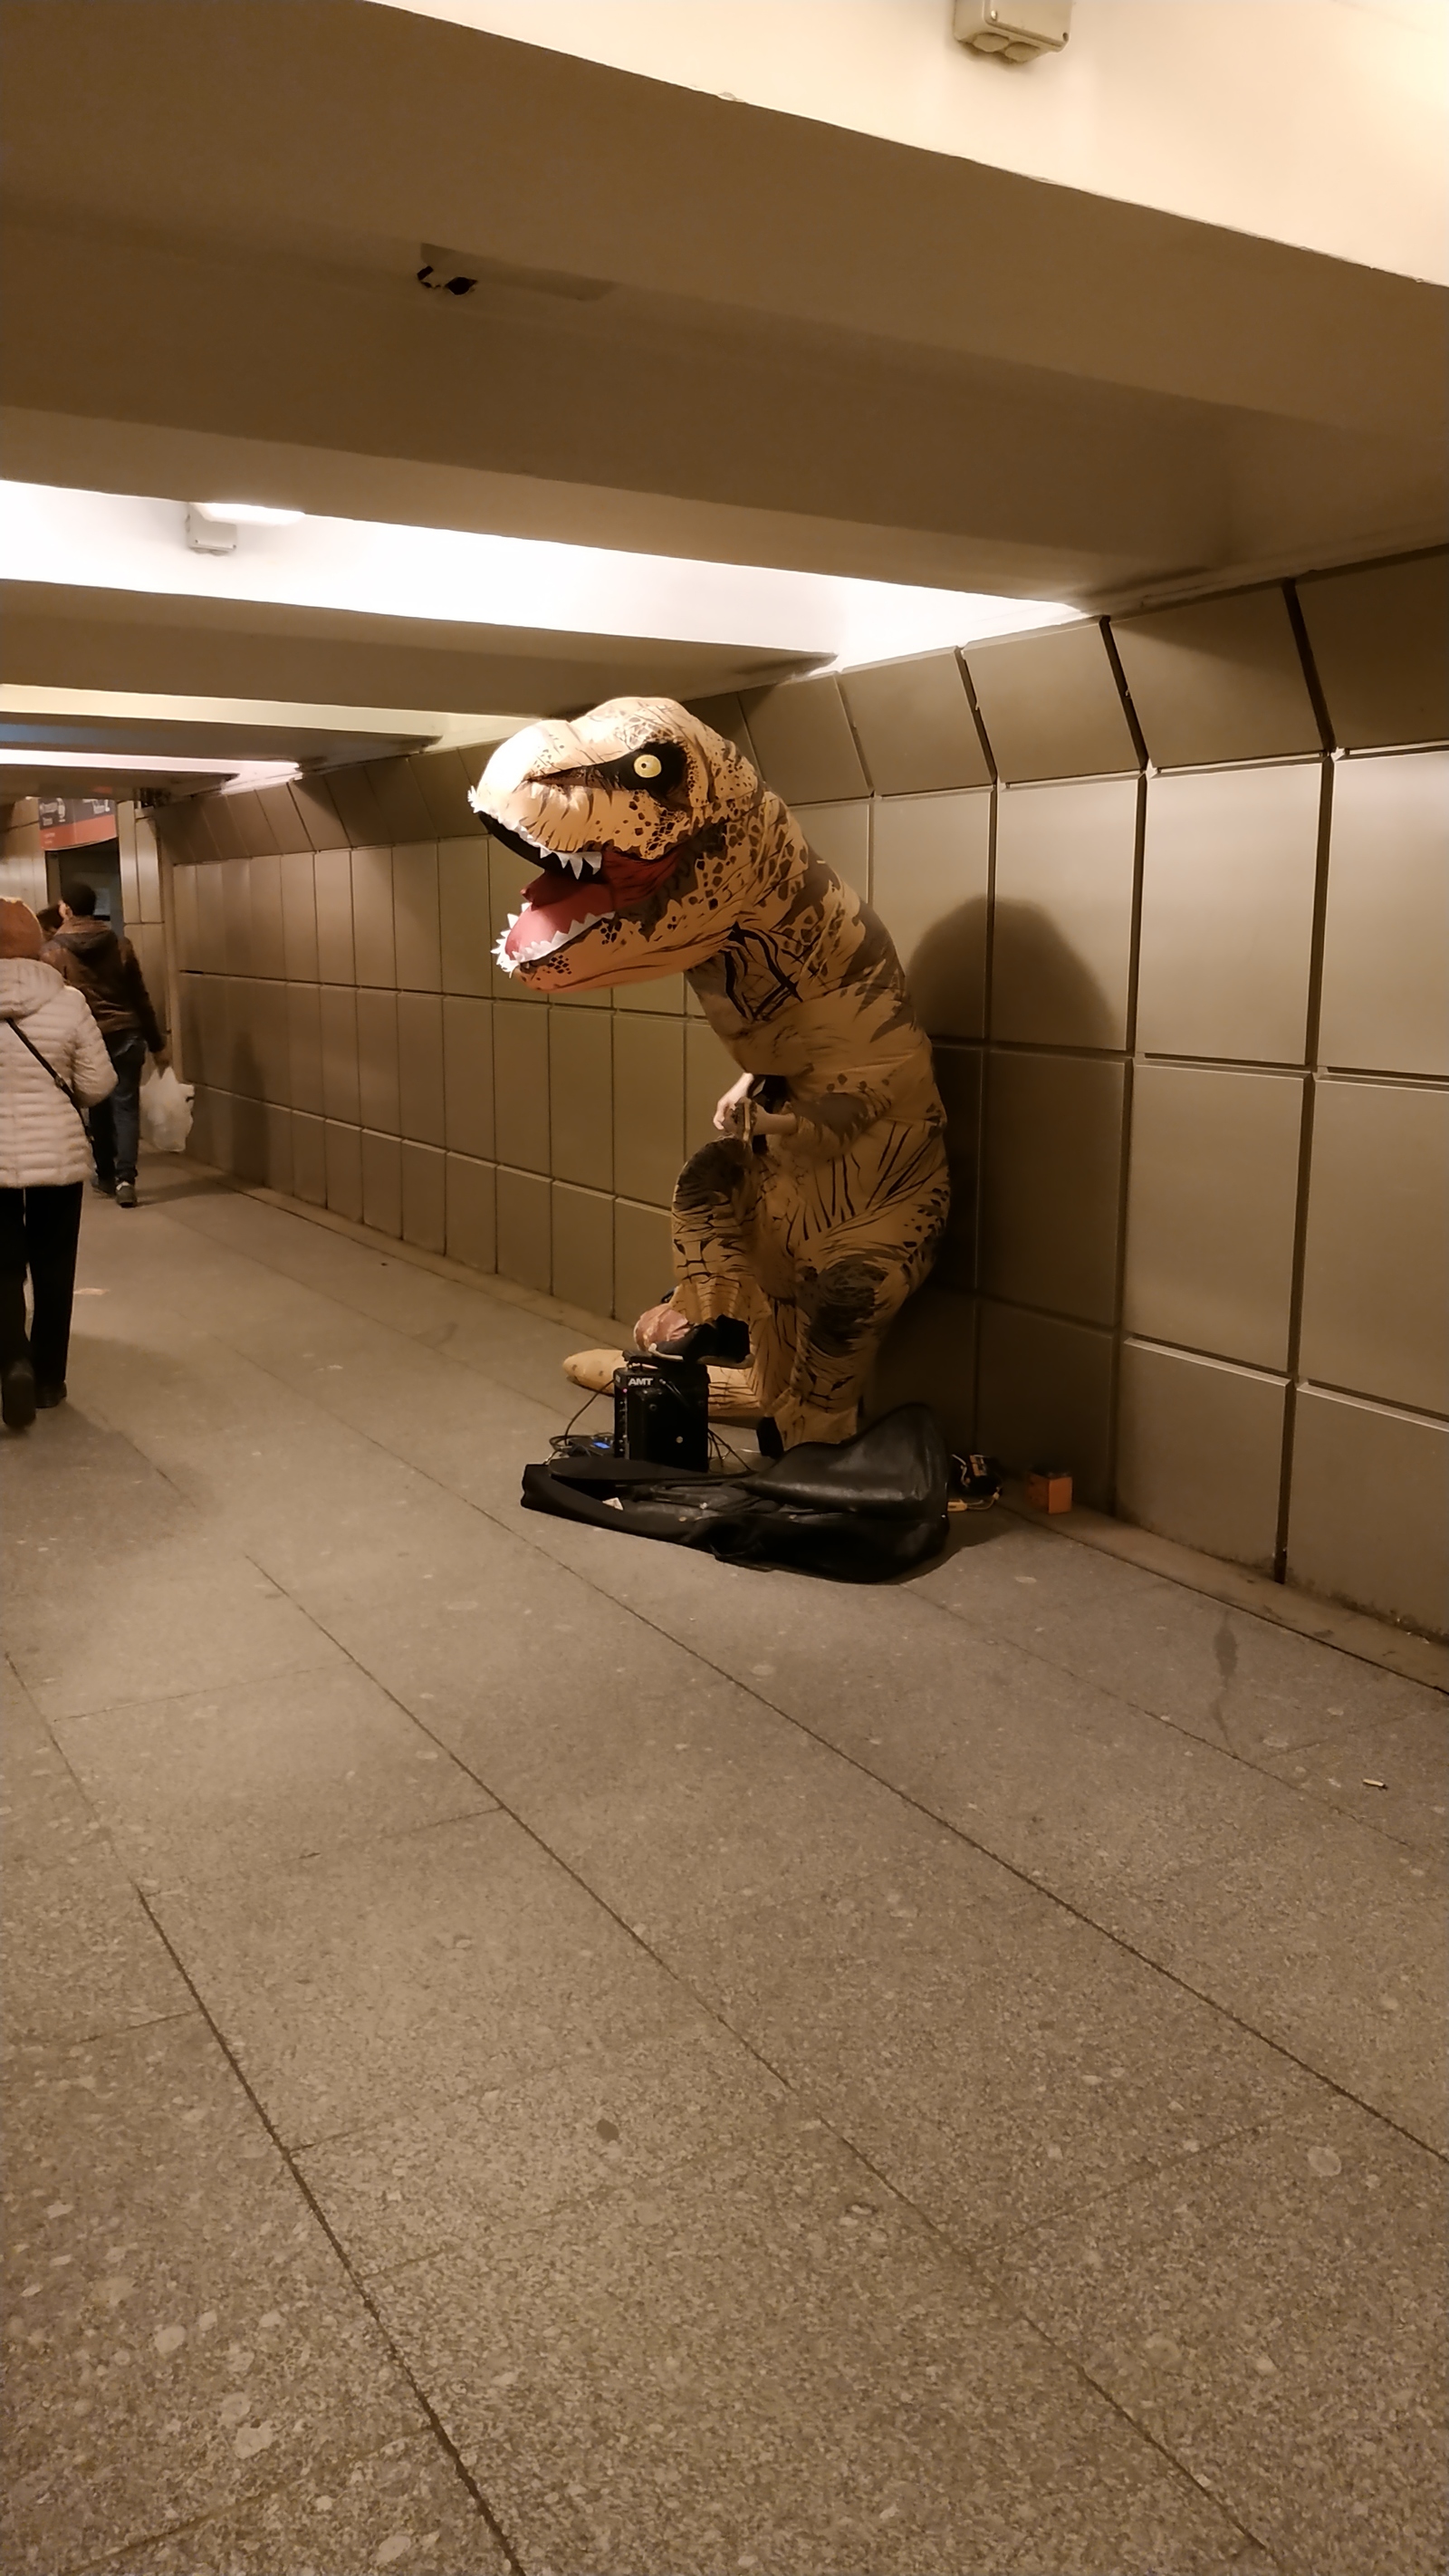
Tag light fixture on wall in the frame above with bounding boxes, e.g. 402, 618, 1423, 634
184, 500, 305, 553
953, 0, 1070, 62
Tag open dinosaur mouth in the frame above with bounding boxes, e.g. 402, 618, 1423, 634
498, 838, 685, 969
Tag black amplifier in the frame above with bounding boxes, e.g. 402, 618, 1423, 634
612, 1352, 710, 1471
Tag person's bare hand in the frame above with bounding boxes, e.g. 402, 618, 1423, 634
634, 1302, 691, 1352
713, 1071, 753, 1135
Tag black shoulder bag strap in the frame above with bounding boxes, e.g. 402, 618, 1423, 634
3, 1017, 90, 1126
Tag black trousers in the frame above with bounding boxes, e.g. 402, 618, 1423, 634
0, 1183, 84, 1388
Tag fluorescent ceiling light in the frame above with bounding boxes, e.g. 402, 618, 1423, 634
0, 748, 299, 789
0, 482, 1079, 670
193, 501, 305, 526
0, 747, 248, 774
0, 684, 535, 748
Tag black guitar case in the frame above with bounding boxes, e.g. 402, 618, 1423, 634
522, 1403, 950, 1583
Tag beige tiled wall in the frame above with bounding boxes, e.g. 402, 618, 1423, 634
0, 799, 50, 909
158, 548, 1448, 1636
161, 752, 716, 1349
116, 803, 170, 1032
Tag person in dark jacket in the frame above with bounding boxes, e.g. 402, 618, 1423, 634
43, 881, 168, 1207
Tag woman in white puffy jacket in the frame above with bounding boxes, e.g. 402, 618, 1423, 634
0, 899, 117, 1429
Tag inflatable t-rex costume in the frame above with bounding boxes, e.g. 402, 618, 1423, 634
473, 697, 948, 1447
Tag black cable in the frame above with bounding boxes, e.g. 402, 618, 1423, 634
548, 1388, 611, 1457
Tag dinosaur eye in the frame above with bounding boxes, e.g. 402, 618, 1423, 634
602, 739, 683, 795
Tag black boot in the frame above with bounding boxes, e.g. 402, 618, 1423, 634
674, 1316, 753, 1365
2, 1357, 36, 1431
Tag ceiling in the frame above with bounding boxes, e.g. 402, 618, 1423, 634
0, 0, 1444, 795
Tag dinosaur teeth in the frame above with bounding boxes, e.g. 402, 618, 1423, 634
509, 908, 609, 966
524, 844, 603, 879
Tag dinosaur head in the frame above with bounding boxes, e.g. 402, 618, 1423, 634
470, 697, 771, 994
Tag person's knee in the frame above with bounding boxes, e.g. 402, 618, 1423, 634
672, 1138, 752, 1219
806, 1255, 893, 1361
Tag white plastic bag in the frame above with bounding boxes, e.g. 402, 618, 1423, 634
139, 1063, 195, 1154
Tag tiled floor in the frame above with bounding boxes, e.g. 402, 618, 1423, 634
3, 1156, 1444, 2576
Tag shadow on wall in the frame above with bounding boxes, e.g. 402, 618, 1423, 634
227, 1027, 270, 1185
868, 899, 1121, 1491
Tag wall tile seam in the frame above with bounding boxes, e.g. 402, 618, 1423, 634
1099, 619, 1150, 774
1121, 1331, 1290, 1385
1272, 755, 1338, 1580
829, 684, 877, 811
975, 1291, 1114, 1337
1103, 766, 1149, 1515
1140, 753, 1327, 782
984, 1038, 1131, 1064
1293, 1373, 1449, 1430
962, 779, 995, 1401
950, 652, 999, 787
993, 769, 1142, 792
1281, 576, 1357, 758
1138, 1052, 1313, 1077
1311, 1066, 1449, 1093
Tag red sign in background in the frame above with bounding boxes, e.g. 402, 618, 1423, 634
38, 797, 117, 852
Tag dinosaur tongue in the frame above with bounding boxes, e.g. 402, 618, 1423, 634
504, 841, 681, 964
504, 872, 602, 960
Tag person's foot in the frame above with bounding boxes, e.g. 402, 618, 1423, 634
2, 1358, 36, 1430
115, 1179, 139, 1207
34, 1382, 67, 1410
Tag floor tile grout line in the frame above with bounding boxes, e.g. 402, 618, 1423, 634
0, 1511, 1386, 2550
170, 1259, 1443, 1859
5, 2007, 199, 2052
154, 1166, 1445, 1693
20, 1653, 350, 1733
916, 1590, 1440, 1855
206, 1552, 1284, 2508
13, 1208, 1425, 2569
324, 2068, 1297, 2297
121, 1885, 531, 2576
107, 1186, 1443, 1765
197, 1339, 1445, 2170
603, 1597, 1449, 2167
20, 1282, 1441, 2178
158, 1170, 616, 1350
144, 1186, 604, 1423
199, 1580, 1283, 2571
68, 2427, 460, 2576
341, 2117, 1288, 2573
998, 1502, 1447, 1697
